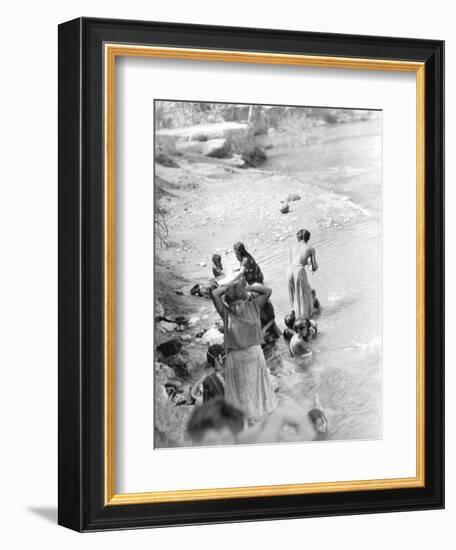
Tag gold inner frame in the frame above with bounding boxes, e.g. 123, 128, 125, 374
104, 44, 426, 506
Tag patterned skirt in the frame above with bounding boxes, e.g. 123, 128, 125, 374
225, 345, 277, 422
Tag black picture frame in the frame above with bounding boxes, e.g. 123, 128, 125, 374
58, 17, 444, 532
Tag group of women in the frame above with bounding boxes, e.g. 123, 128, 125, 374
209, 230, 319, 424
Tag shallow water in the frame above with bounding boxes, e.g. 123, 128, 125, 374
257, 118, 383, 441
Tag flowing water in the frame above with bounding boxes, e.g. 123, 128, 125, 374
256, 118, 382, 441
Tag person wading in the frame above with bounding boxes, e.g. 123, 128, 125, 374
287, 229, 318, 319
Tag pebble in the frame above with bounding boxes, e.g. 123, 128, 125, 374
286, 193, 301, 202
157, 320, 178, 333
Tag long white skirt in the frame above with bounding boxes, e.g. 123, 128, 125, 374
287, 264, 313, 319
225, 345, 277, 422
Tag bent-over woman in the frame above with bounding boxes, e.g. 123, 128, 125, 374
232, 241, 264, 284
211, 282, 277, 422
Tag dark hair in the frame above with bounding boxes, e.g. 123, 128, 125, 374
294, 318, 310, 333
297, 229, 311, 243
187, 398, 245, 442
206, 344, 225, 368
233, 241, 248, 258
284, 310, 296, 329
212, 253, 222, 264
224, 282, 248, 304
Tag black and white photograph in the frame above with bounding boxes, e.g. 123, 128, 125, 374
154, 100, 382, 448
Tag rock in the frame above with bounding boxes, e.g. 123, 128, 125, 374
175, 315, 189, 325
174, 141, 206, 155
201, 138, 231, 158
156, 150, 179, 168
166, 353, 191, 378
280, 204, 290, 214
180, 334, 192, 342
155, 361, 176, 385
156, 339, 182, 357
242, 146, 267, 167
172, 137, 231, 159
286, 193, 301, 202
156, 121, 248, 142
201, 327, 224, 347
154, 382, 194, 447
197, 261, 207, 267
225, 154, 246, 168
190, 284, 201, 296
155, 298, 165, 319
157, 320, 178, 333
189, 316, 200, 325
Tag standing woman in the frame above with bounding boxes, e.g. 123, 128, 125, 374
211, 282, 277, 423
288, 229, 318, 319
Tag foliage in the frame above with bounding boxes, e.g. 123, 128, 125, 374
155, 101, 252, 129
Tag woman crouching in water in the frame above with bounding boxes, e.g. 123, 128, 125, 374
211, 281, 277, 423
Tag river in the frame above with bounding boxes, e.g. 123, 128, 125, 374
256, 118, 382, 441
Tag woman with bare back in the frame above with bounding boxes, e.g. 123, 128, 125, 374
287, 229, 318, 319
